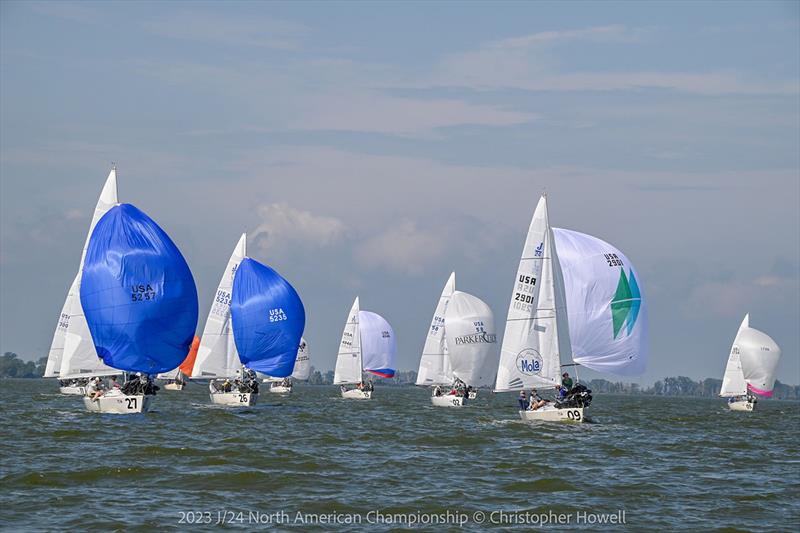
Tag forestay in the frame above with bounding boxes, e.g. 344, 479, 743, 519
53, 169, 120, 379
444, 290, 497, 387
553, 228, 649, 376
192, 234, 247, 379
334, 297, 362, 385
231, 258, 305, 377
359, 311, 396, 378
494, 195, 570, 392
80, 203, 198, 374
720, 314, 749, 397
416, 272, 455, 386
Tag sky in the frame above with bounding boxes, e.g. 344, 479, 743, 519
1, 1, 798, 386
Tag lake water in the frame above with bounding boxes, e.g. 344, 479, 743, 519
1, 379, 798, 531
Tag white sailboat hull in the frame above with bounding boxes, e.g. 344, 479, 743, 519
59, 385, 86, 395
519, 405, 586, 423
83, 393, 153, 414
341, 388, 372, 399
728, 399, 755, 411
269, 384, 292, 394
163, 382, 185, 391
210, 392, 258, 406
431, 394, 465, 407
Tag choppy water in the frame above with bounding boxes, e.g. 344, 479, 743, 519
1, 379, 798, 531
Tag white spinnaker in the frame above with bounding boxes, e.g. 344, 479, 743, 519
416, 272, 455, 386
494, 195, 571, 392
739, 325, 781, 397
58, 169, 120, 379
191, 234, 247, 379
553, 228, 649, 376
334, 297, 362, 384
445, 291, 497, 387
291, 338, 311, 381
359, 311, 396, 377
720, 314, 749, 397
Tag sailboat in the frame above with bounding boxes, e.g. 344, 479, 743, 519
47, 168, 124, 395
418, 273, 497, 407
265, 338, 310, 393
334, 297, 396, 399
157, 336, 200, 390
494, 195, 648, 422
80, 202, 199, 413
720, 314, 781, 411
191, 234, 305, 406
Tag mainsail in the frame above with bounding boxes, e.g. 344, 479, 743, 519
230, 258, 305, 377
56, 169, 124, 379
192, 234, 247, 379
292, 338, 311, 381
553, 228, 649, 376
494, 195, 570, 392
720, 314, 749, 397
79, 203, 198, 374
416, 272, 455, 386
359, 311, 396, 378
334, 297, 361, 385
444, 291, 497, 387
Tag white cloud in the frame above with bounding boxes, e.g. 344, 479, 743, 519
250, 203, 346, 254
354, 219, 444, 276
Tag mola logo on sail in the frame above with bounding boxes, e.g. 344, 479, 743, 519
610, 268, 641, 339
516, 349, 543, 376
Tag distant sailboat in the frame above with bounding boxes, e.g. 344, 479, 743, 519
720, 314, 781, 411
157, 336, 200, 390
334, 297, 396, 399
418, 273, 497, 407
191, 234, 305, 406
494, 195, 648, 422
264, 338, 310, 393
80, 202, 199, 413
46, 168, 120, 395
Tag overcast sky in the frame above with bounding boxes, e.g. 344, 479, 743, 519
1, 1, 798, 385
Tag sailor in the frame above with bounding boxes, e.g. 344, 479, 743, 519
87, 377, 105, 401
109, 376, 121, 389
222, 378, 232, 393
529, 389, 546, 411
518, 390, 527, 410
561, 372, 574, 390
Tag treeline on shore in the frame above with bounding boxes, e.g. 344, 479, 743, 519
3, 351, 798, 399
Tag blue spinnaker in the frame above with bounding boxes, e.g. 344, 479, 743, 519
231, 258, 305, 377
80, 203, 199, 374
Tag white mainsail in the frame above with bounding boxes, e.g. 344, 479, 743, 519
494, 195, 571, 392
191, 234, 247, 379
57, 168, 121, 379
553, 228, 649, 376
416, 272, 455, 386
444, 290, 497, 387
333, 297, 362, 385
291, 338, 311, 381
739, 322, 781, 397
720, 314, 749, 397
